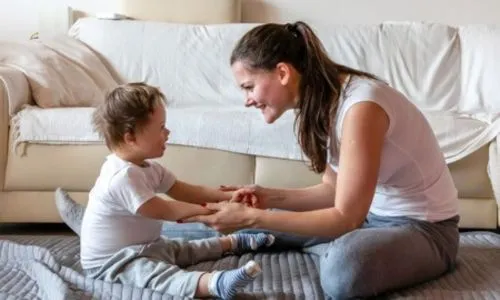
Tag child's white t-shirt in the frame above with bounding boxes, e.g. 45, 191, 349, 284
328, 76, 459, 222
80, 154, 176, 270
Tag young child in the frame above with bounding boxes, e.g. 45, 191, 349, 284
67, 82, 274, 299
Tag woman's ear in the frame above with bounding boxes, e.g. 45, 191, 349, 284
276, 62, 291, 86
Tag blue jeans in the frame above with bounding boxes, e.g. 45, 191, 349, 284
239, 213, 460, 299
161, 213, 459, 299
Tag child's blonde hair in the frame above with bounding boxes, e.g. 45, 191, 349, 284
92, 82, 166, 149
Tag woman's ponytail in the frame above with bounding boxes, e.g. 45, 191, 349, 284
292, 21, 342, 173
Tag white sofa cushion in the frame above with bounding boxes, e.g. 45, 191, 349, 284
460, 25, 500, 113
69, 19, 252, 109
317, 22, 461, 112
68, 19, 464, 112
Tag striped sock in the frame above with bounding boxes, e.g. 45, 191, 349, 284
209, 260, 262, 299
230, 233, 275, 253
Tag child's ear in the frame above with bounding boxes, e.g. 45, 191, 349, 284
123, 131, 136, 145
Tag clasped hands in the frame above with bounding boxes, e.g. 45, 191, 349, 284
182, 185, 264, 233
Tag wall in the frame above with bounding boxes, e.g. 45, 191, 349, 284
0, 0, 239, 40
0, 0, 121, 40
1, 0, 500, 41
0, 0, 38, 40
240, 0, 500, 26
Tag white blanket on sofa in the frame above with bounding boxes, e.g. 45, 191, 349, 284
11, 105, 500, 164
11, 105, 304, 160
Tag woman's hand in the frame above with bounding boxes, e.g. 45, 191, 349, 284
229, 188, 259, 208
181, 202, 259, 234
220, 184, 271, 209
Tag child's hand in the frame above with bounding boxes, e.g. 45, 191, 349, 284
177, 205, 216, 223
199, 206, 217, 215
229, 188, 259, 208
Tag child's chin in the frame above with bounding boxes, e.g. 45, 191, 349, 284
147, 151, 165, 159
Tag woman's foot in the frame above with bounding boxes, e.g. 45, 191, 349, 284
55, 188, 85, 235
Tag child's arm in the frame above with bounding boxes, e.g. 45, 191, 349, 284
166, 180, 232, 205
137, 196, 214, 222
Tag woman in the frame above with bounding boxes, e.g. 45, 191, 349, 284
183, 21, 460, 299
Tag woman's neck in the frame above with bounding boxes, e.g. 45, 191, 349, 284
338, 73, 350, 86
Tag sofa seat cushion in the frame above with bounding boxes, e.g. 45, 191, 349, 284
4, 139, 255, 191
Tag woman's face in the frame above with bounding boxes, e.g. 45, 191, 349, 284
232, 61, 299, 124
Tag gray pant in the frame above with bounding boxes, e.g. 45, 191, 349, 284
84, 237, 223, 297
240, 212, 460, 299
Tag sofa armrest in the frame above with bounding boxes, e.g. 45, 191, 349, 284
0, 73, 8, 191
0, 66, 32, 116
0, 67, 32, 191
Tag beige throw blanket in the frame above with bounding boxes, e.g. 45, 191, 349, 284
0, 35, 119, 109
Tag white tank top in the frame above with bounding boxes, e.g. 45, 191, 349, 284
328, 76, 459, 222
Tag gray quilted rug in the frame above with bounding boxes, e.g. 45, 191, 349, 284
0, 231, 499, 299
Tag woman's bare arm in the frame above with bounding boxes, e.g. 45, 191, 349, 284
188, 101, 388, 237
261, 165, 337, 211
253, 101, 388, 236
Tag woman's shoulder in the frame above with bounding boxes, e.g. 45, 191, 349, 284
341, 75, 412, 114
339, 76, 390, 112
336, 75, 403, 138
343, 75, 392, 101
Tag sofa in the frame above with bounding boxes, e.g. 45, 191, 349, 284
0, 17, 499, 232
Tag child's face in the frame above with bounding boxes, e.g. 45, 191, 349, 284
133, 103, 170, 159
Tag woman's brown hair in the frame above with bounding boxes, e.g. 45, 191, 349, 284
230, 21, 378, 173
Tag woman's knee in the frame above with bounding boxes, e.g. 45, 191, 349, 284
318, 231, 382, 299
318, 224, 454, 299
319, 233, 362, 299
